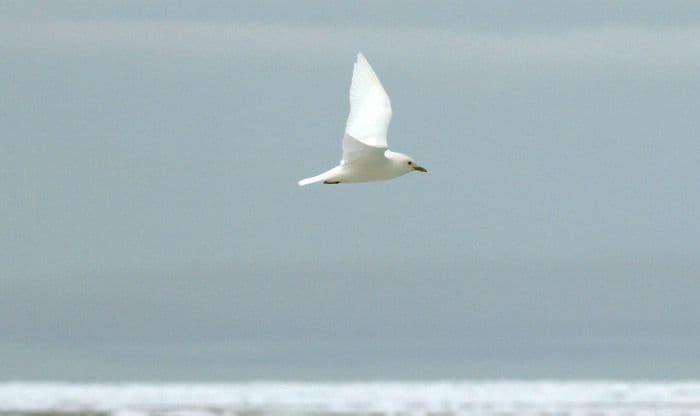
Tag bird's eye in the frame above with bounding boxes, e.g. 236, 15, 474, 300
408, 161, 412, 165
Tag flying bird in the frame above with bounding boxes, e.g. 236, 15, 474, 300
298, 53, 427, 186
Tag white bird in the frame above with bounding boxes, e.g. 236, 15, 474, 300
298, 53, 427, 186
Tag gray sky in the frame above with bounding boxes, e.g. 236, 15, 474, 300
1, 1, 699, 380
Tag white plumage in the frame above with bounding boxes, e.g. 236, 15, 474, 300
298, 53, 427, 186
345, 53, 392, 149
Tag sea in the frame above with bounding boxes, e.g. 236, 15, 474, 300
1, 382, 700, 416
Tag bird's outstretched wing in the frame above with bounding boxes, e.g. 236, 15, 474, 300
344, 53, 392, 149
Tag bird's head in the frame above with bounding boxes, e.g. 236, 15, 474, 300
388, 151, 428, 174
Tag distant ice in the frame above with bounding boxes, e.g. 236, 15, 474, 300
1, 382, 700, 416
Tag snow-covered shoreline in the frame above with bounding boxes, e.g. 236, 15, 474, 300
1, 381, 700, 416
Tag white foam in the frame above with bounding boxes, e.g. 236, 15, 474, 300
1, 382, 700, 415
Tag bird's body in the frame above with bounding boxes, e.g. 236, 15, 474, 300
298, 53, 426, 186
298, 146, 418, 186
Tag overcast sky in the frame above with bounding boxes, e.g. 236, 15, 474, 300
1, 1, 699, 380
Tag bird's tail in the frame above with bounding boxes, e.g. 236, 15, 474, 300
298, 166, 343, 186
298, 173, 327, 186
298, 167, 341, 186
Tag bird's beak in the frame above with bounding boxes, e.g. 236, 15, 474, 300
413, 165, 428, 173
